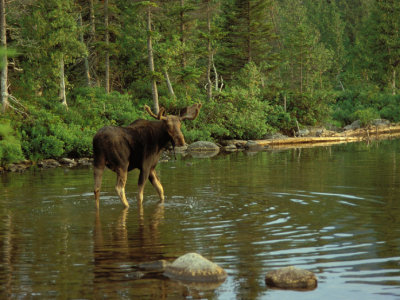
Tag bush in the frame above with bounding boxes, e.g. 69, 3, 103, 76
194, 89, 273, 140
331, 90, 400, 126
17, 88, 143, 160
0, 121, 25, 165
352, 108, 380, 126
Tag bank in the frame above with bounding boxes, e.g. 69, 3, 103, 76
2, 121, 400, 173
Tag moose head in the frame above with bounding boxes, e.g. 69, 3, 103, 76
144, 103, 202, 147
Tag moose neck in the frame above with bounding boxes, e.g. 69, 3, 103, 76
155, 120, 175, 149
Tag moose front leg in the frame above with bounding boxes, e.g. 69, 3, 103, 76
149, 168, 164, 202
115, 167, 129, 208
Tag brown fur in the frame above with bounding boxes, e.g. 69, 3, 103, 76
93, 104, 201, 209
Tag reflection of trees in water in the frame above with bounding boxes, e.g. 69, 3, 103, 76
0, 211, 13, 298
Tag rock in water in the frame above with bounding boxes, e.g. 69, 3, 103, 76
265, 266, 317, 290
164, 253, 227, 283
187, 141, 220, 152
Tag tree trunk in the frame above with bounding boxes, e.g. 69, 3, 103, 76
212, 54, 218, 91
147, 6, 159, 114
180, 0, 186, 69
163, 69, 175, 99
0, 0, 8, 113
104, 0, 110, 93
206, 1, 212, 101
392, 69, 396, 95
79, 13, 91, 86
246, 0, 251, 63
59, 56, 67, 109
89, 0, 96, 36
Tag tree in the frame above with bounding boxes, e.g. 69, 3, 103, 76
14, 0, 85, 105
220, 0, 276, 80
104, 0, 110, 93
147, 2, 159, 113
365, 0, 400, 94
0, 0, 8, 113
305, 0, 346, 89
277, 0, 333, 94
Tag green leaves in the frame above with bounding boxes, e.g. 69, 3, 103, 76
0, 121, 24, 165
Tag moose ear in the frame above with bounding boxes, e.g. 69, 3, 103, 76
144, 105, 167, 120
180, 103, 202, 121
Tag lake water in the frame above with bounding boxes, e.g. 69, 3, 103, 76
1, 139, 400, 299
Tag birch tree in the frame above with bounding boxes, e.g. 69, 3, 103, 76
104, 0, 110, 93
146, 2, 159, 113
0, 0, 8, 112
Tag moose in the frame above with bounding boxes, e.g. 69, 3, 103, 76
92, 103, 202, 209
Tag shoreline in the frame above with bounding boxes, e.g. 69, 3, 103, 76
2, 123, 400, 174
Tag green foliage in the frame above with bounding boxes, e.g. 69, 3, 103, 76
17, 88, 142, 160
353, 108, 380, 126
1, 0, 400, 165
0, 121, 25, 166
331, 90, 400, 126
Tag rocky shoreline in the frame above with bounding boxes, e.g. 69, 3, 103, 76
2, 120, 400, 174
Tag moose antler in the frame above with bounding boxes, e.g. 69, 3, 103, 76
180, 103, 202, 120
144, 105, 166, 120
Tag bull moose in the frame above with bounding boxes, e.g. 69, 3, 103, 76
93, 103, 202, 209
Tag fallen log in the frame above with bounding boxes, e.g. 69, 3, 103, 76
246, 124, 400, 150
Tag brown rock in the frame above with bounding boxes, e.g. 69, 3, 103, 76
265, 266, 317, 290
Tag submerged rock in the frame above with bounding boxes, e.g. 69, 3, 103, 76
223, 144, 238, 152
38, 159, 61, 168
77, 157, 92, 166
265, 266, 317, 290
164, 253, 227, 283
60, 158, 77, 167
138, 260, 170, 272
6, 160, 32, 172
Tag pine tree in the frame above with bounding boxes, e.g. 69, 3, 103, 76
277, 0, 333, 94
365, 0, 400, 94
220, 0, 276, 79
14, 0, 85, 104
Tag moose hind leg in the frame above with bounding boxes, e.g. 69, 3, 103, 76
94, 166, 104, 209
149, 169, 164, 202
115, 168, 129, 208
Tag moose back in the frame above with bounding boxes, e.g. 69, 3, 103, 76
92, 104, 202, 209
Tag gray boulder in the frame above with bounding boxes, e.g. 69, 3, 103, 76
164, 253, 227, 283
188, 141, 220, 152
371, 119, 390, 127
344, 120, 361, 131
265, 266, 317, 290
296, 129, 310, 137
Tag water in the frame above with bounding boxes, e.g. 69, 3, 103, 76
1, 139, 400, 299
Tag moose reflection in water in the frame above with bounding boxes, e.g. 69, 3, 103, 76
93, 205, 215, 299
92, 104, 202, 210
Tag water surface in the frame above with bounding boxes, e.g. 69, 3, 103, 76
1, 139, 400, 299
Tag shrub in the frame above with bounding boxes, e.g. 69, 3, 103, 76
0, 121, 25, 165
352, 108, 380, 126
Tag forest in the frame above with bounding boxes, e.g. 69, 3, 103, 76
0, 0, 399, 166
